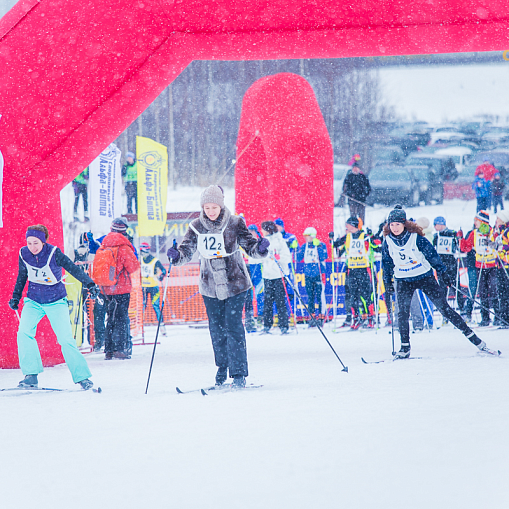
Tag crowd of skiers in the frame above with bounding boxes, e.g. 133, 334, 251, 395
10, 183, 504, 391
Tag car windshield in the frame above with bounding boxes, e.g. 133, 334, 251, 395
373, 148, 398, 161
406, 157, 438, 167
370, 167, 409, 182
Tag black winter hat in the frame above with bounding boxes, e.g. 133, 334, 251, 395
346, 216, 360, 228
261, 221, 278, 235
387, 205, 406, 224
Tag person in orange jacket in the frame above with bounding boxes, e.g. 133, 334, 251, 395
97, 217, 140, 359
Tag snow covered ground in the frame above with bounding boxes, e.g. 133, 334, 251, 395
2, 324, 508, 508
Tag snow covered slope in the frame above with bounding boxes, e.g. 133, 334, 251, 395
2, 324, 508, 509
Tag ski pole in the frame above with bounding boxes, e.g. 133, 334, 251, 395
388, 294, 396, 356
145, 240, 175, 394
271, 255, 348, 372
15, 310, 20, 322
329, 233, 337, 330
451, 283, 509, 328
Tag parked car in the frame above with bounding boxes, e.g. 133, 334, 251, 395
404, 154, 459, 204
435, 146, 473, 173
429, 127, 467, 145
366, 165, 420, 207
443, 164, 476, 201
370, 145, 406, 167
405, 164, 444, 205
333, 163, 351, 206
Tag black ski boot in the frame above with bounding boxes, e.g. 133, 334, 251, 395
78, 379, 94, 390
18, 374, 38, 388
280, 327, 289, 335
232, 375, 246, 389
215, 367, 228, 386
393, 343, 411, 359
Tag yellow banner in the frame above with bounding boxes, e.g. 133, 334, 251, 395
65, 272, 83, 347
136, 136, 168, 236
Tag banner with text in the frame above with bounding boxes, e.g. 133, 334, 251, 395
137, 136, 168, 237
89, 143, 122, 236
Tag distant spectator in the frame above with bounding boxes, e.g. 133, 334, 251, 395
72, 167, 89, 222
341, 158, 371, 222
122, 152, 138, 214
475, 159, 498, 181
492, 172, 505, 213
472, 171, 492, 212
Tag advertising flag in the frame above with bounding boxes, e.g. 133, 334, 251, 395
65, 272, 83, 347
137, 136, 168, 236
89, 143, 122, 235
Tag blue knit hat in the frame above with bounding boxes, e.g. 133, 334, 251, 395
433, 216, 446, 226
274, 218, 284, 227
248, 224, 260, 234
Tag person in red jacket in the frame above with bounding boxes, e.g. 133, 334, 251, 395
459, 210, 497, 326
98, 217, 140, 359
475, 159, 498, 181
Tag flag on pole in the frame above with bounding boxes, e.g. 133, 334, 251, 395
65, 272, 83, 347
89, 143, 122, 236
137, 136, 168, 236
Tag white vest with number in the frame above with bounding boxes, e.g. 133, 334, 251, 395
190, 223, 237, 259
386, 233, 431, 279
21, 246, 61, 285
436, 234, 454, 255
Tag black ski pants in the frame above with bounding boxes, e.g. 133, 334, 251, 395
125, 181, 138, 214
93, 293, 107, 349
396, 275, 471, 344
73, 182, 88, 214
202, 291, 248, 377
104, 293, 131, 354
348, 199, 366, 222
477, 267, 497, 323
347, 268, 372, 316
263, 278, 288, 330
305, 275, 322, 316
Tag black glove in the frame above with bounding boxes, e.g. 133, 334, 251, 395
440, 271, 454, 288
9, 298, 19, 310
258, 238, 270, 254
87, 284, 101, 299
167, 246, 180, 263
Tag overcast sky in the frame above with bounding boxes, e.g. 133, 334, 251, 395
379, 63, 509, 125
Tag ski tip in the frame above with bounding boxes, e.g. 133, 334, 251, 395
176, 387, 184, 394
361, 357, 368, 364
94, 387, 102, 393
498, 350, 502, 356
200, 389, 208, 396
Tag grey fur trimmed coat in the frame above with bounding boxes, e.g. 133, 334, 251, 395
173, 207, 267, 300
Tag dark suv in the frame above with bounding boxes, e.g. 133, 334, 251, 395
404, 154, 458, 204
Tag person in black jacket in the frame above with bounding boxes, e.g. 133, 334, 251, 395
9, 224, 101, 389
341, 162, 371, 222
382, 205, 498, 358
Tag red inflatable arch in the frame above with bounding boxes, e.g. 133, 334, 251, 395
235, 73, 333, 246
0, 0, 507, 367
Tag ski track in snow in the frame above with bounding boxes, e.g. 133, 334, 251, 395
1, 323, 508, 509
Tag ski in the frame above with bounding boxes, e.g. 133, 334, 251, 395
176, 383, 263, 395
1, 386, 102, 393
361, 356, 424, 364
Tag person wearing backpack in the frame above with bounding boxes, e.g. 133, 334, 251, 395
92, 217, 140, 359
9, 224, 101, 390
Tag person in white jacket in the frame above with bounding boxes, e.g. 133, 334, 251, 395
260, 221, 292, 334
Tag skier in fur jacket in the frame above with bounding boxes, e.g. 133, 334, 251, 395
167, 185, 269, 388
